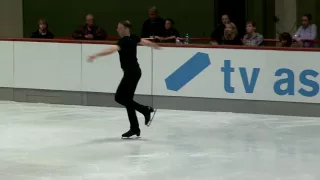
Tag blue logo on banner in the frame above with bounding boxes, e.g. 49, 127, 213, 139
164, 52, 320, 99
165, 52, 211, 91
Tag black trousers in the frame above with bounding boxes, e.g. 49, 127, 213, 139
114, 68, 148, 131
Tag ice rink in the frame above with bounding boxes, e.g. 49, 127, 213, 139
0, 101, 320, 180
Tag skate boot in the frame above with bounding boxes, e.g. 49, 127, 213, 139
144, 106, 157, 126
122, 129, 140, 138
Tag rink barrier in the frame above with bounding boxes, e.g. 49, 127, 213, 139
1, 38, 320, 117
55, 36, 320, 44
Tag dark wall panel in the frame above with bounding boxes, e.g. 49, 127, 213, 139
214, 0, 247, 36
247, 0, 275, 38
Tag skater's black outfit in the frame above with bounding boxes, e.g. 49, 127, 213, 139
115, 34, 154, 138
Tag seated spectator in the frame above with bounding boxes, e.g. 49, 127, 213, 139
293, 13, 317, 47
221, 22, 242, 45
154, 19, 180, 43
279, 32, 292, 47
72, 14, 107, 40
31, 19, 54, 39
141, 6, 165, 38
211, 14, 230, 44
242, 21, 263, 46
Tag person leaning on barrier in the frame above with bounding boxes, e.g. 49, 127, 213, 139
154, 18, 180, 43
279, 32, 292, 47
242, 21, 264, 46
30, 19, 54, 39
293, 13, 317, 47
72, 14, 107, 40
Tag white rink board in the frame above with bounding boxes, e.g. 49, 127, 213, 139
0, 41, 14, 87
81, 44, 152, 94
2, 40, 320, 104
153, 47, 320, 103
13, 42, 82, 91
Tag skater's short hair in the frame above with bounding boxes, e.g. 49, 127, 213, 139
120, 20, 132, 30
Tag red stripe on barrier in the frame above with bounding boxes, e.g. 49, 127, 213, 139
0, 37, 319, 52
53, 36, 320, 43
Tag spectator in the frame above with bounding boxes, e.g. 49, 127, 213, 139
155, 19, 180, 43
211, 14, 230, 44
141, 6, 165, 38
279, 32, 292, 47
31, 19, 54, 39
221, 22, 242, 45
293, 13, 317, 47
72, 14, 107, 40
242, 21, 263, 46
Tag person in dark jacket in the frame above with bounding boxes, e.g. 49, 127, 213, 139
72, 14, 107, 40
154, 18, 180, 43
211, 14, 230, 44
31, 19, 54, 39
221, 22, 243, 45
279, 32, 292, 47
141, 7, 165, 38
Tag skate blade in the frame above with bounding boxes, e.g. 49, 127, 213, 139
121, 136, 141, 140
147, 109, 157, 127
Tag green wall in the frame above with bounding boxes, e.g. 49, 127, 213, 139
22, 0, 214, 38
23, 0, 281, 39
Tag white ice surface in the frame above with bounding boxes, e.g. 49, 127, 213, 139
0, 101, 320, 180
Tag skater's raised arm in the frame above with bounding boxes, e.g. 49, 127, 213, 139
139, 39, 161, 49
88, 45, 120, 61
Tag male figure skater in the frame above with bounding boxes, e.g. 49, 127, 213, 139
88, 20, 160, 138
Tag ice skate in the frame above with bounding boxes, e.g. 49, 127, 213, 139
144, 106, 157, 126
121, 129, 140, 138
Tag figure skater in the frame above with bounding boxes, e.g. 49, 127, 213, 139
88, 20, 160, 138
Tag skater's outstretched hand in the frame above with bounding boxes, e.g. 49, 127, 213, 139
140, 39, 162, 50
88, 46, 120, 63
87, 55, 97, 62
